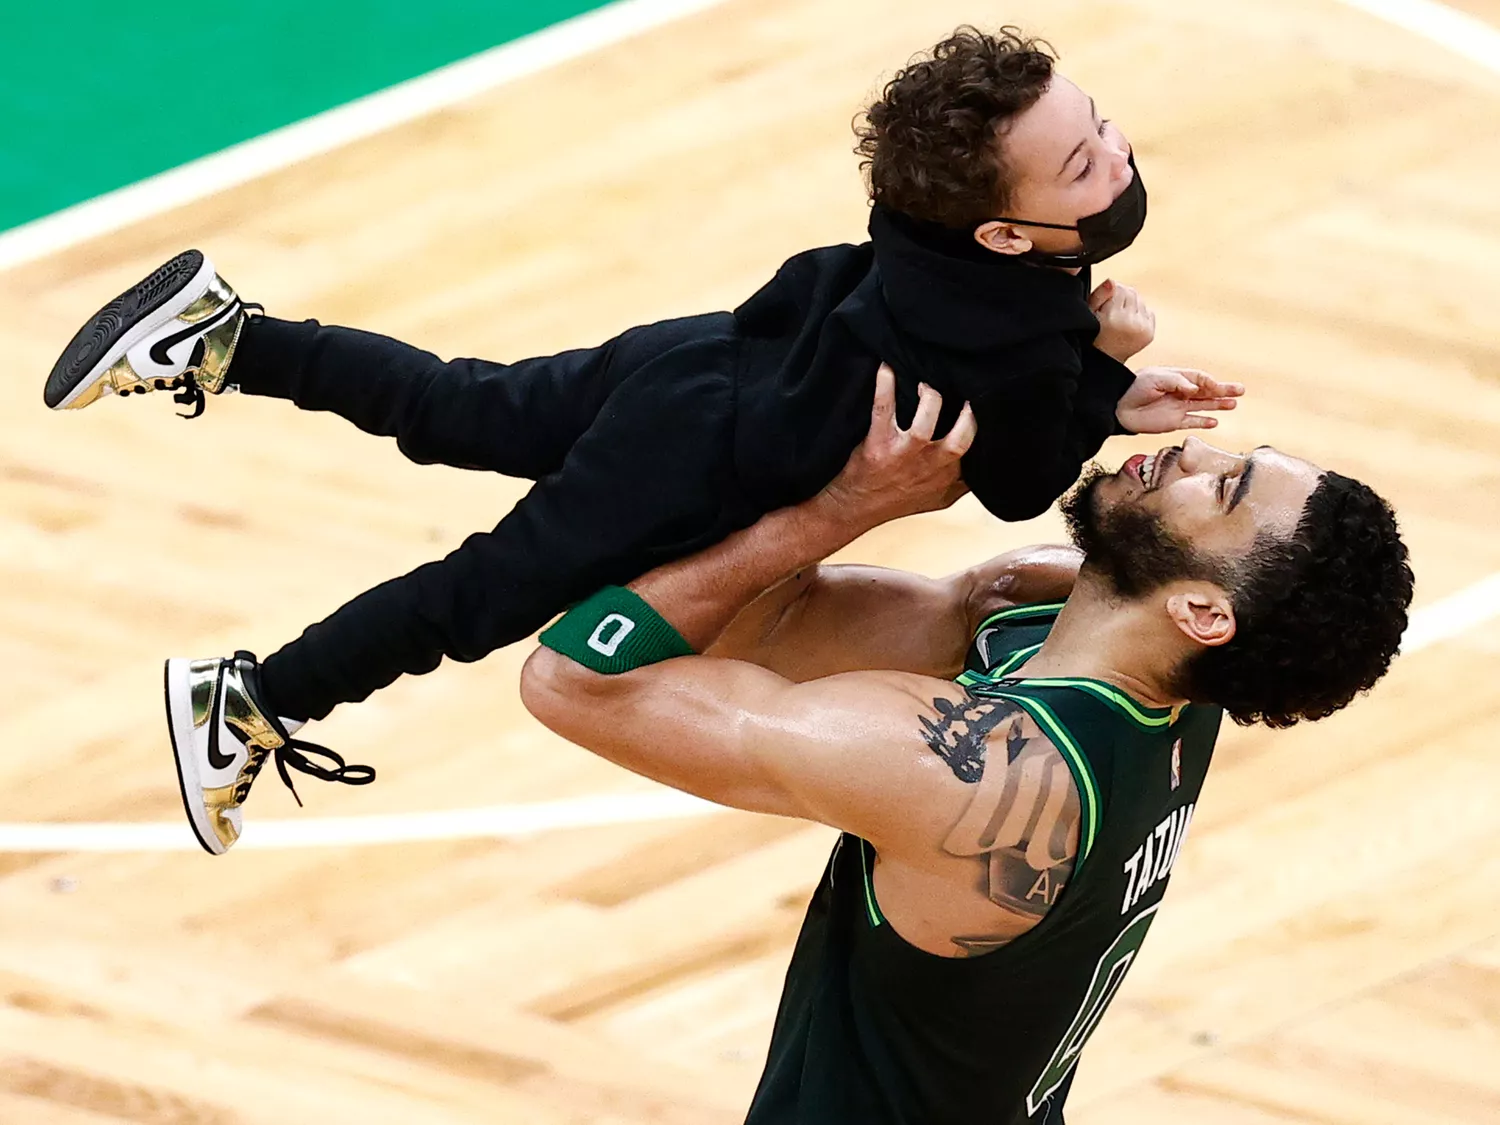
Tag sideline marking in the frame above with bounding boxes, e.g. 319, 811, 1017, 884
0, 0, 732, 273
1330, 0, 1500, 73
0, 790, 720, 853
1398, 572, 1500, 655
0, 578, 1493, 854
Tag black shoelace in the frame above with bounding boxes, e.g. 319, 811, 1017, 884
235, 738, 376, 807
172, 377, 206, 419
173, 301, 264, 420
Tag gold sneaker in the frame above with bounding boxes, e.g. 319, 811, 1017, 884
45, 250, 250, 418
164, 652, 375, 855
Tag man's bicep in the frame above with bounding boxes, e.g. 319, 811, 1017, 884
523, 647, 812, 817
522, 648, 942, 830
708, 563, 973, 680
735, 671, 962, 840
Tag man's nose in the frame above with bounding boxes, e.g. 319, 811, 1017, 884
1178, 436, 1231, 475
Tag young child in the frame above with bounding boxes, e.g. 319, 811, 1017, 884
43, 28, 1239, 854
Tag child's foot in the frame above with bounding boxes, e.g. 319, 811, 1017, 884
164, 652, 375, 855
45, 250, 251, 417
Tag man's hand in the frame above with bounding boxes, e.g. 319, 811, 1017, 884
1089, 279, 1156, 363
1115, 366, 1244, 435
813, 364, 976, 536
619, 364, 973, 652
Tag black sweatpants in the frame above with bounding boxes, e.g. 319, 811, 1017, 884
234, 314, 747, 721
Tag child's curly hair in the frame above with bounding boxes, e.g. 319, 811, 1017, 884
855, 26, 1057, 228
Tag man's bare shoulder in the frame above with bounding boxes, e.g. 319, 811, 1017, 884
960, 544, 1084, 629
870, 681, 1083, 958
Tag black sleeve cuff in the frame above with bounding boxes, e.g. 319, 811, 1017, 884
1080, 347, 1136, 436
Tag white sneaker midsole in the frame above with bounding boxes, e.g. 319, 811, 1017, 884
55, 254, 219, 409
164, 657, 229, 855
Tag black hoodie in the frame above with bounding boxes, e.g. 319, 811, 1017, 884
224, 202, 1144, 717
734, 205, 1135, 521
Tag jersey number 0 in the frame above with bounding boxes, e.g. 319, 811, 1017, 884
1026, 903, 1160, 1116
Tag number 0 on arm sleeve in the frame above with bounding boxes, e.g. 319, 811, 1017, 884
539, 586, 695, 674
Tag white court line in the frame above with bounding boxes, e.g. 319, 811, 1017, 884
0, 0, 732, 274
0, 577, 1496, 854
0, 791, 721, 853
1397, 572, 1500, 654
1330, 0, 1500, 72
0, 0, 1496, 852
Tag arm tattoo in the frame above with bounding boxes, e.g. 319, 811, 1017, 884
918, 694, 1025, 782
919, 690, 1081, 956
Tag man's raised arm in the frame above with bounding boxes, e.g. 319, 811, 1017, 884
626, 366, 975, 652
518, 370, 1085, 912
620, 364, 1080, 684
518, 366, 972, 829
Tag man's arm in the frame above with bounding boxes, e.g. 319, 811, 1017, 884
523, 652, 931, 839
519, 650, 1082, 952
627, 367, 974, 652
520, 374, 1084, 953
705, 544, 1082, 682
625, 366, 1076, 679
522, 362, 976, 838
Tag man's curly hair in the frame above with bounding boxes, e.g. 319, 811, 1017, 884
855, 26, 1057, 227
1183, 472, 1414, 728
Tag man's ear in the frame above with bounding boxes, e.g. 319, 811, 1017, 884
974, 220, 1032, 257
1165, 586, 1236, 648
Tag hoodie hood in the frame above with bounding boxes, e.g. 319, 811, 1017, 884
729, 207, 1124, 516
869, 204, 1100, 352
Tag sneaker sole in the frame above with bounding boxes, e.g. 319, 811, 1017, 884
45, 250, 214, 410
164, 658, 227, 856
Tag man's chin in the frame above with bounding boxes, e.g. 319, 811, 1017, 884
1060, 464, 1111, 553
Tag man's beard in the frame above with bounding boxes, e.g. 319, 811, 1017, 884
1060, 465, 1232, 598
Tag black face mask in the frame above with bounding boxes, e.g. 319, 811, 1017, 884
990, 153, 1147, 269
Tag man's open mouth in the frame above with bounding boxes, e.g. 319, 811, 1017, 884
1122, 447, 1179, 490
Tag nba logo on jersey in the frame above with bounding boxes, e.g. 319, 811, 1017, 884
1170, 739, 1182, 790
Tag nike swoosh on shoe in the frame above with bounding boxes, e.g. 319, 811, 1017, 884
205, 664, 238, 772
148, 300, 240, 368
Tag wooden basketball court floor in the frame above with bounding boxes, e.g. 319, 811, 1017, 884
1, 0, 1498, 1120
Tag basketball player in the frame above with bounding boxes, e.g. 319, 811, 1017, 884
43, 28, 1241, 854
519, 370, 1413, 1124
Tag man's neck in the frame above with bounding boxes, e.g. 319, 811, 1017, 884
1015, 575, 1188, 709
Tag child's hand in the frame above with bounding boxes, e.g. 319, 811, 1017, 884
1089, 279, 1155, 362
1116, 367, 1244, 434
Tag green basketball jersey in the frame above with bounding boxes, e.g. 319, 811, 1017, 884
744, 603, 1223, 1125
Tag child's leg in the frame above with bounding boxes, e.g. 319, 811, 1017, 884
254, 358, 745, 721
232, 316, 621, 479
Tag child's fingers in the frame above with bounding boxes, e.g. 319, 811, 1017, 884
909, 382, 943, 441
1164, 372, 1212, 390
870, 364, 897, 434
1190, 374, 1244, 398
1161, 372, 1198, 397
943, 401, 978, 457
1176, 368, 1243, 398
